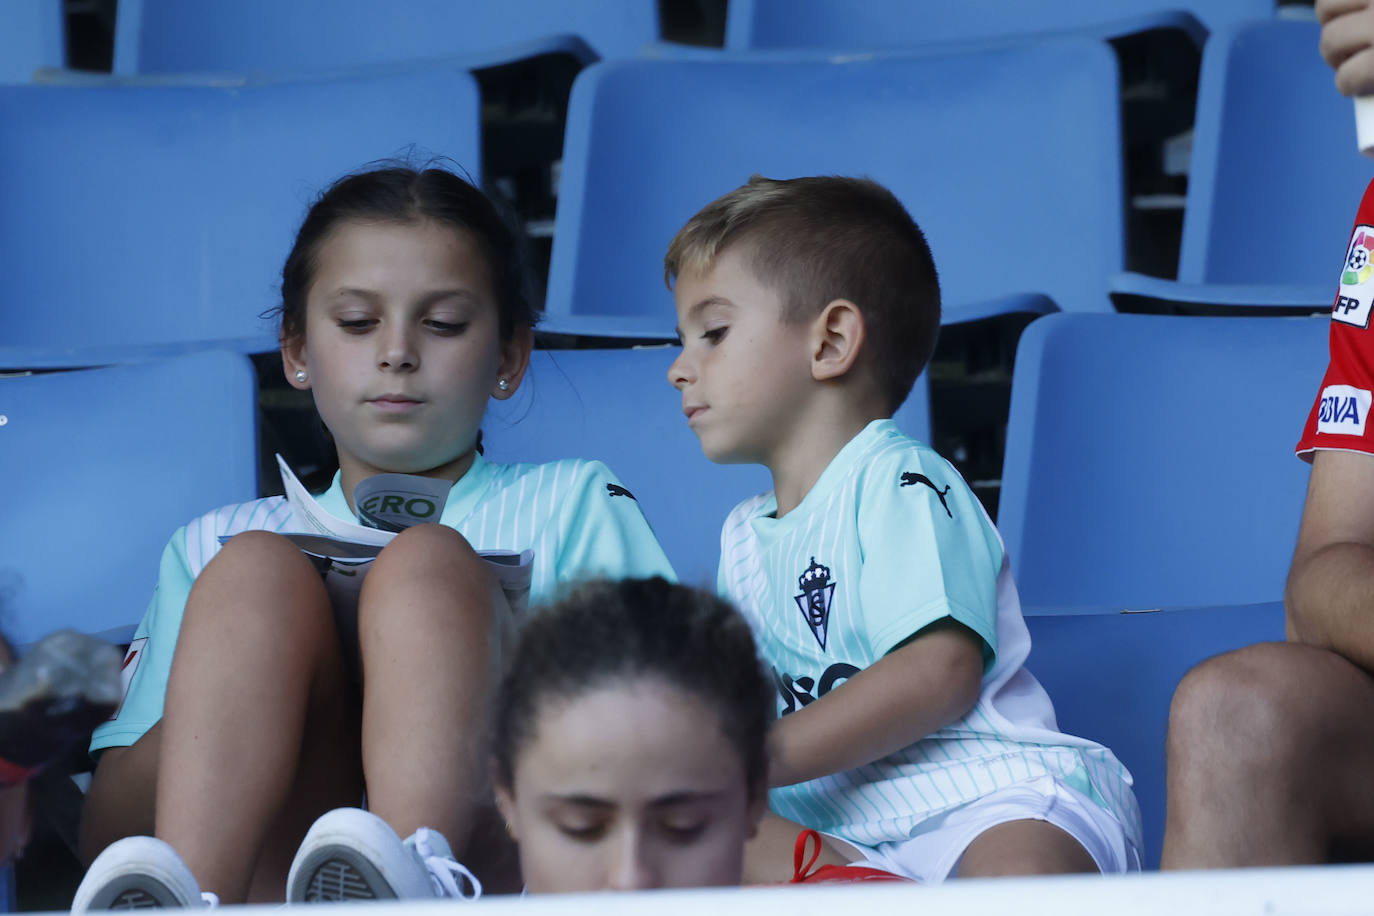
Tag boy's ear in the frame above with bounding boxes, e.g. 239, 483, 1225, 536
281, 335, 310, 391
810, 299, 866, 383
493, 325, 534, 400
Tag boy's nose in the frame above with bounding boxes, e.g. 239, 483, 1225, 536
667, 349, 692, 390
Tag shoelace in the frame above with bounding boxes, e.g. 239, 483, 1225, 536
792, 829, 825, 881
411, 828, 482, 900
200, 892, 221, 908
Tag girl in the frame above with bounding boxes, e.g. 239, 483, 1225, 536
72, 166, 674, 908
288, 576, 776, 895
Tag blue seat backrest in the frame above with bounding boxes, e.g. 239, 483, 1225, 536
113, 0, 659, 74
546, 42, 1122, 332
999, 313, 1328, 612
1180, 20, 1374, 286
0, 351, 258, 645
0, 0, 63, 82
726, 0, 1275, 49
0, 69, 479, 363
481, 348, 931, 587
1025, 601, 1285, 870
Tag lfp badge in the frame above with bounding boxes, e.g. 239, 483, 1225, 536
1335, 225, 1374, 329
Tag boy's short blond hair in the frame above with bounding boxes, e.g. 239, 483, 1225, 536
665, 175, 940, 413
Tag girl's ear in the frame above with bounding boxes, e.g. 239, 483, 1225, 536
809, 299, 866, 383
493, 780, 519, 842
493, 324, 534, 400
281, 334, 311, 391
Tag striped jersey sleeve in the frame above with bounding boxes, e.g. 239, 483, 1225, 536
90, 497, 294, 753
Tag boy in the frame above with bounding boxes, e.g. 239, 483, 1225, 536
666, 175, 1141, 883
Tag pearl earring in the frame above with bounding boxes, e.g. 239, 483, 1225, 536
295, 369, 308, 384
497, 377, 510, 391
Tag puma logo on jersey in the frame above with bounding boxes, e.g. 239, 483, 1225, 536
900, 471, 952, 518
605, 483, 637, 500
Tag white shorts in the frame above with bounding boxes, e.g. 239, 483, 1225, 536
840, 776, 1141, 884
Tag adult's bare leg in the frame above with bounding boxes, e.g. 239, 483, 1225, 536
1163, 641, 1374, 868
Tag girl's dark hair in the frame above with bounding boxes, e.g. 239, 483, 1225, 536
493, 577, 773, 798
278, 165, 536, 343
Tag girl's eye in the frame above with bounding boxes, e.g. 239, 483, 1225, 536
337, 318, 375, 333
702, 327, 728, 344
557, 822, 607, 842
659, 821, 706, 843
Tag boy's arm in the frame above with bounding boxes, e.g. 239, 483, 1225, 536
767, 618, 983, 788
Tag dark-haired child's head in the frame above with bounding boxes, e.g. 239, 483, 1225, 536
276, 166, 535, 490
666, 175, 940, 428
492, 577, 772, 892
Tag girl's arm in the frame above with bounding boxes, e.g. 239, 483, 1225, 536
766, 617, 983, 788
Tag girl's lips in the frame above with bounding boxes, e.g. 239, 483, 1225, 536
369, 396, 423, 413
684, 405, 707, 423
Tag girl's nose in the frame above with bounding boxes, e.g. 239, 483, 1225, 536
606, 835, 658, 892
379, 326, 417, 371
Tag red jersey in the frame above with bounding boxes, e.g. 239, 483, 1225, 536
1298, 178, 1374, 460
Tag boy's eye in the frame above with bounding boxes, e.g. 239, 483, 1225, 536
337, 318, 375, 333
425, 320, 467, 335
702, 327, 728, 344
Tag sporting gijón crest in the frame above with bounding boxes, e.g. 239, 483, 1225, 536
794, 557, 836, 651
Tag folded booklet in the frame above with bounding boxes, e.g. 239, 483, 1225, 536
220, 457, 534, 633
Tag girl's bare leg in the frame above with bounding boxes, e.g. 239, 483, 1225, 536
153, 531, 363, 903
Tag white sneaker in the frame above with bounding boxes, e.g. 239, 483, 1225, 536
72, 836, 219, 910
287, 808, 480, 902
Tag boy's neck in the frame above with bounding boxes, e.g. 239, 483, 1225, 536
767, 400, 887, 517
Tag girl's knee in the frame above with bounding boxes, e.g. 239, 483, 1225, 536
368, 524, 492, 585
211, 530, 322, 585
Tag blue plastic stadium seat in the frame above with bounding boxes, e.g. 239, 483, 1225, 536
726, 0, 1275, 50
1113, 20, 1374, 311
0, 351, 258, 646
0, 68, 480, 368
113, 0, 659, 75
542, 41, 1121, 337
0, 0, 63, 82
998, 313, 1328, 613
1025, 600, 1285, 870
482, 348, 931, 586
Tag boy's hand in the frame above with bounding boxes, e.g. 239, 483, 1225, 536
767, 618, 984, 788
1319, 0, 1374, 97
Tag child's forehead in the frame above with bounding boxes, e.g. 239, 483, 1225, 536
675, 244, 784, 307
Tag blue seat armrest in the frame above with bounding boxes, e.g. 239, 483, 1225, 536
1110, 272, 1332, 311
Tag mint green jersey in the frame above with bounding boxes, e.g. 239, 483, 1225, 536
93, 456, 674, 753
719, 420, 1141, 850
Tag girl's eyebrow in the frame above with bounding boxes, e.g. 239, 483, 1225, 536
328, 287, 483, 306
540, 790, 727, 808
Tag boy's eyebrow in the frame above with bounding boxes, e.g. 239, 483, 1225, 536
674, 295, 733, 339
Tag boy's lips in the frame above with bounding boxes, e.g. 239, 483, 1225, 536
683, 405, 707, 423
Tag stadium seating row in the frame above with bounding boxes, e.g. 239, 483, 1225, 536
0, 18, 1357, 370
0, 311, 1326, 868
0, 0, 1288, 80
